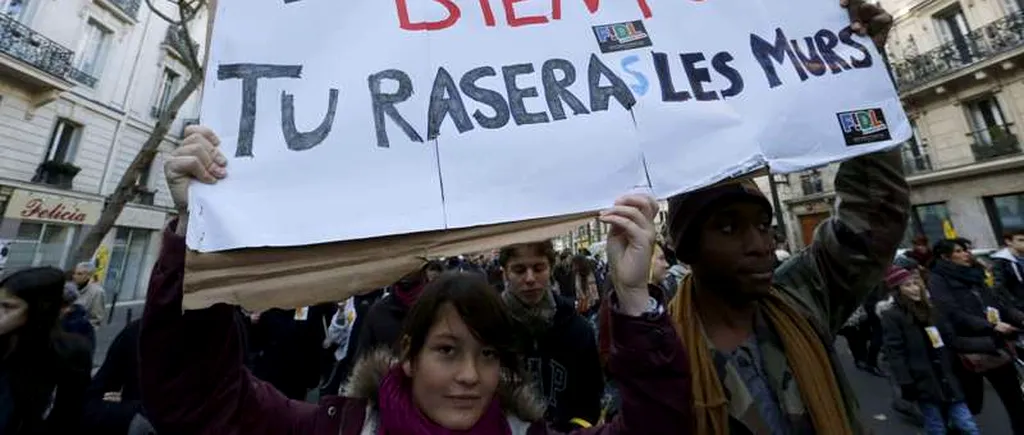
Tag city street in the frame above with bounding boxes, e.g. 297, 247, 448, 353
837, 337, 1013, 434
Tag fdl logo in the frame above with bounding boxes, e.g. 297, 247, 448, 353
836, 108, 891, 146
592, 20, 653, 53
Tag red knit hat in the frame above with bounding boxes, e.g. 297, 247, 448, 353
885, 266, 913, 289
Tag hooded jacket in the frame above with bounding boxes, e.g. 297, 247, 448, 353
992, 248, 1024, 306
139, 225, 694, 435
512, 294, 604, 430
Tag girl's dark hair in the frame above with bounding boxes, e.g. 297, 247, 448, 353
1, 267, 86, 431
571, 255, 594, 279
423, 260, 444, 273
657, 242, 678, 267
401, 272, 521, 374
932, 239, 968, 260
1, 267, 66, 342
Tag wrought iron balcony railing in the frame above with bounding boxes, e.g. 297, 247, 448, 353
968, 124, 1022, 161
108, 0, 142, 19
800, 174, 824, 196
68, 67, 97, 87
902, 152, 933, 175
891, 11, 1024, 91
0, 13, 73, 79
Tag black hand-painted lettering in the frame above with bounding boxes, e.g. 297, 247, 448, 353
217, 63, 303, 157
790, 37, 827, 76
427, 67, 474, 140
750, 28, 807, 88
814, 29, 851, 73
711, 52, 744, 99
588, 54, 635, 112
838, 26, 872, 68
368, 69, 424, 148
281, 88, 338, 151
653, 52, 691, 102
680, 52, 718, 101
541, 59, 589, 121
459, 66, 511, 129
502, 64, 550, 125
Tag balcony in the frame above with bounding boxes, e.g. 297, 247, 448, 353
132, 185, 156, 206
32, 161, 81, 189
891, 11, 1024, 92
968, 124, 1022, 161
164, 25, 196, 60
68, 67, 97, 88
902, 151, 934, 175
0, 13, 74, 104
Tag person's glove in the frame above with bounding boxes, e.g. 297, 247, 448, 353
127, 413, 156, 435
899, 384, 917, 402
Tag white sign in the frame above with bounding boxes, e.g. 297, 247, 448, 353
189, 0, 910, 253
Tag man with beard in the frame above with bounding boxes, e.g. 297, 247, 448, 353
664, 3, 908, 426
881, 267, 985, 435
498, 241, 603, 430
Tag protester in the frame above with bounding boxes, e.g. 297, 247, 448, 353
81, 319, 156, 435
992, 228, 1024, 307
424, 260, 444, 283
499, 242, 605, 429
663, 54, 911, 434
880, 267, 986, 435
353, 269, 428, 360
928, 238, 1024, 432
246, 307, 324, 400
138, 127, 694, 434
319, 297, 358, 396
71, 262, 107, 329
60, 281, 95, 354
571, 254, 600, 318
0, 267, 92, 433
907, 235, 934, 270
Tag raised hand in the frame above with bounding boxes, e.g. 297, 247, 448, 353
841, 0, 893, 48
165, 125, 226, 234
599, 194, 659, 316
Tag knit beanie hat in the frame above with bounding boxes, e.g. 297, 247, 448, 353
667, 178, 772, 263
885, 266, 913, 289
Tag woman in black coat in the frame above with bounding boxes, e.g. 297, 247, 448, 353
928, 239, 1024, 433
882, 267, 988, 434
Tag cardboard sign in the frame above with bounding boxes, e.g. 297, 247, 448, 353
189, 0, 909, 253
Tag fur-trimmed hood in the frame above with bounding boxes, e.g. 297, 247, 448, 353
342, 348, 546, 423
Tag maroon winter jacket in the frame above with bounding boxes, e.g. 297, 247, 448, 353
138, 225, 694, 434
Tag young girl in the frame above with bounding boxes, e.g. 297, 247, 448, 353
880, 266, 987, 435
137, 125, 694, 434
0, 267, 92, 433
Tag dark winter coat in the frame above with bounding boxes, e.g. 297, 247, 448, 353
81, 319, 145, 434
246, 306, 325, 400
61, 304, 96, 353
929, 259, 1024, 338
138, 226, 694, 435
352, 291, 407, 362
512, 294, 604, 430
0, 333, 92, 434
880, 302, 997, 403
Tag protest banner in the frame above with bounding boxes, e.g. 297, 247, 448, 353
182, 0, 910, 309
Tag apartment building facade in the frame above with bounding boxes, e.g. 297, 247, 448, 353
0, 0, 206, 304
768, 0, 1024, 250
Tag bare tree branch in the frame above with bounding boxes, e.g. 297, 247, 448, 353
72, 0, 207, 266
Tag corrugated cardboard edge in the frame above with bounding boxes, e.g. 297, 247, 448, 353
182, 213, 596, 310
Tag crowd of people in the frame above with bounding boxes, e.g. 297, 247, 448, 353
3, 1, 1024, 433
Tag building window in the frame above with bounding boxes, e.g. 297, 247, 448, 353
1, 0, 31, 21
75, 19, 112, 78
966, 96, 1019, 160
913, 203, 954, 247
902, 121, 933, 174
103, 228, 152, 301
4, 222, 77, 270
152, 68, 180, 118
799, 170, 824, 196
46, 119, 81, 163
933, 6, 973, 64
985, 193, 1024, 239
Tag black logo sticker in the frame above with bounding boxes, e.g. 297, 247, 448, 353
592, 20, 653, 54
836, 108, 892, 146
